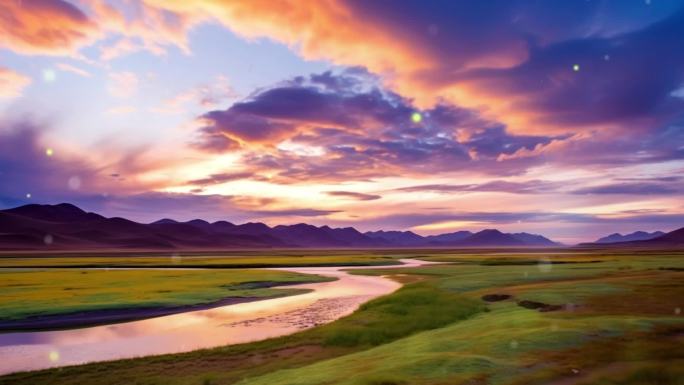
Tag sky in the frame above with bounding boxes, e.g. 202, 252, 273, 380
0, 0, 683, 244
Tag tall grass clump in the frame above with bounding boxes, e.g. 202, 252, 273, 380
319, 282, 484, 347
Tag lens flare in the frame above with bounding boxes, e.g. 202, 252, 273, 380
48, 350, 59, 362
45, 148, 54, 156
42, 69, 57, 83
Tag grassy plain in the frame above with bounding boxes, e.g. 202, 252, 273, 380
0, 269, 331, 322
0, 250, 401, 268
1, 248, 682, 385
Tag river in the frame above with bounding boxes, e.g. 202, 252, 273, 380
0, 258, 434, 375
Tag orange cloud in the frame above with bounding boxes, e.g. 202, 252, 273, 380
142, 0, 434, 73
0, 0, 100, 55
0, 67, 31, 99
129, 1, 538, 139
139, 0, 683, 140
91, 0, 197, 60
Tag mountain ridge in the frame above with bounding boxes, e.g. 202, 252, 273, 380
594, 231, 665, 244
0, 202, 569, 250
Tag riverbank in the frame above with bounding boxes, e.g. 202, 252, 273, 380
0, 259, 436, 375
0, 268, 335, 327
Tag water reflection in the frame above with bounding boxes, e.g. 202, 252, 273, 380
0, 259, 434, 375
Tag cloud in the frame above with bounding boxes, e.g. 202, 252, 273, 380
135, 0, 684, 152
0, 119, 182, 209
0, 67, 31, 99
0, 0, 102, 55
187, 172, 255, 186
0, 121, 349, 224
153, 75, 236, 114
572, 182, 682, 195
56, 63, 91, 77
326, 191, 381, 201
396, 180, 560, 194
196, 69, 563, 181
107, 72, 139, 98
0, 123, 103, 206
251, 208, 341, 217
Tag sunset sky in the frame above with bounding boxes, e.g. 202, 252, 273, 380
1, 0, 683, 243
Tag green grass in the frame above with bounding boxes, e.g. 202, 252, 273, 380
0, 251, 402, 268
1, 249, 683, 385
0, 269, 332, 321
313, 282, 484, 347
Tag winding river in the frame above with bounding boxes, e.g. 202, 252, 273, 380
0, 258, 434, 375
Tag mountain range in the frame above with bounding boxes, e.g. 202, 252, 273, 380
581, 228, 684, 247
0, 203, 563, 250
594, 231, 665, 244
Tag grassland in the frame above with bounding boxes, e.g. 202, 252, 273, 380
0, 251, 400, 268
0, 268, 332, 324
1, 248, 682, 385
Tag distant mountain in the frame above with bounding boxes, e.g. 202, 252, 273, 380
369, 229, 558, 247
457, 229, 524, 246
595, 231, 665, 244
510, 232, 561, 246
0, 203, 563, 250
629, 227, 684, 246
365, 230, 425, 246
424, 231, 473, 245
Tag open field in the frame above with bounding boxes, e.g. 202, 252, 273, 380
0, 251, 401, 268
0, 248, 682, 385
0, 268, 332, 327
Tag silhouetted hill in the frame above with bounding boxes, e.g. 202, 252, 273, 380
0, 203, 563, 250
457, 229, 525, 246
510, 232, 561, 246
595, 231, 665, 244
5, 203, 104, 222
633, 227, 684, 245
424, 231, 473, 245
365, 230, 425, 246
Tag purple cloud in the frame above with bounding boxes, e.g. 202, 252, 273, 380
396, 180, 561, 194
326, 191, 382, 201
196, 69, 564, 181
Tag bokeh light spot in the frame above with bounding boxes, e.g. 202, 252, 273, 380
45, 148, 54, 157
411, 112, 422, 123
42, 69, 57, 83
537, 257, 552, 273
572, 64, 580, 72
26, 193, 31, 199
48, 350, 59, 362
